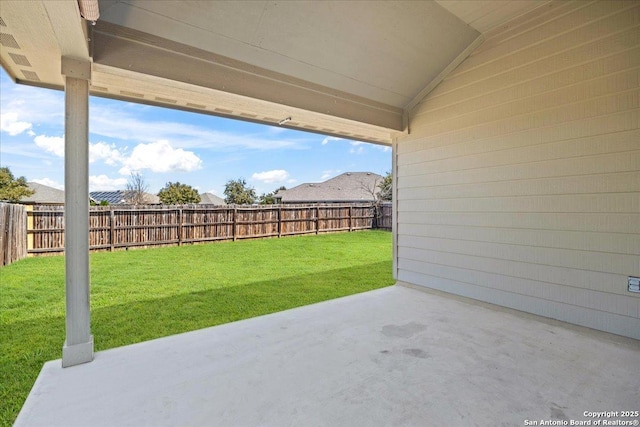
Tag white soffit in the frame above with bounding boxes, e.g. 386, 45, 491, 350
0, 1, 67, 88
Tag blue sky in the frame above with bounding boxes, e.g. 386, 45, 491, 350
0, 70, 390, 197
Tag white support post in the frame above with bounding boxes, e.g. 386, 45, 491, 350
61, 57, 93, 367
392, 138, 398, 280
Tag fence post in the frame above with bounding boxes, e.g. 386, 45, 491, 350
0, 205, 6, 266
178, 208, 183, 246
25, 205, 34, 254
278, 206, 282, 238
348, 205, 353, 232
315, 206, 319, 234
374, 203, 378, 229
0, 205, 5, 265
109, 208, 115, 251
233, 207, 237, 241
372, 203, 376, 229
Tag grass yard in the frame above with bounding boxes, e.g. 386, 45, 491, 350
0, 230, 392, 426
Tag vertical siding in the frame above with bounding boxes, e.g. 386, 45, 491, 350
397, 0, 640, 339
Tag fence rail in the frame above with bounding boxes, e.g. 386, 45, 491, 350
26, 203, 392, 255
0, 203, 27, 266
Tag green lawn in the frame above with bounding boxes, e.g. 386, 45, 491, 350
0, 230, 393, 426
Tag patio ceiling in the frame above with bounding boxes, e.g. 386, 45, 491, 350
0, 0, 549, 144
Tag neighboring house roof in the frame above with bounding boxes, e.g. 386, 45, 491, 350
199, 193, 226, 205
22, 182, 65, 204
90, 191, 160, 205
277, 172, 383, 203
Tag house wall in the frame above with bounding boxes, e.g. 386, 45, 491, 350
396, 0, 640, 339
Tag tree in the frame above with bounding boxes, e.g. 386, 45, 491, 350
157, 181, 201, 204
0, 167, 34, 202
259, 186, 286, 205
124, 172, 149, 205
224, 178, 256, 205
377, 171, 392, 201
359, 175, 382, 201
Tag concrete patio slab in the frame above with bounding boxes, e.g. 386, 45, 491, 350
15, 284, 640, 427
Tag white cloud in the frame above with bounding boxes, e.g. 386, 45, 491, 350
0, 112, 32, 135
32, 178, 64, 190
320, 138, 368, 154
266, 126, 287, 135
33, 135, 126, 165
89, 141, 125, 165
321, 136, 343, 145
286, 178, 297, 184
378, 145, 391, 152
118, 140, 202, 175
32, 134, 200, 175
34, 135, 65, 157
349, 140, 366, 154
321, 169, 341, 180
252, 169, 290, 183
89, 104, 310, 152
89, 175, 127, 191
0, 84, 64, 130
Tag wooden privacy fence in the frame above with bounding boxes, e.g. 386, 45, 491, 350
27, 203, 392, 255
376, 203, 392, 230
0, 203, 27, 266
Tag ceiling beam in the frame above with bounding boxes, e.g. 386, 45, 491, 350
90, 63, 394, 144
92, 22, 404, 132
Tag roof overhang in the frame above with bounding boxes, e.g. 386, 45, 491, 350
0, 0, 550, 145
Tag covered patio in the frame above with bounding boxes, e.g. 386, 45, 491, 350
2, 0, 638, 424
15, 285, 640, 426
